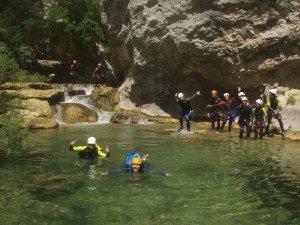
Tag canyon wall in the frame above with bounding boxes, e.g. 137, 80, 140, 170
101, 0, 300, 129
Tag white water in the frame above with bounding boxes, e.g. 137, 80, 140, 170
52, 84, 114, 125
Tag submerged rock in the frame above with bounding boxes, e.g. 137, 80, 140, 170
23, 172, 81, 195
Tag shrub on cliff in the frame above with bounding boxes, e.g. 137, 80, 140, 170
0, 92, 28, 157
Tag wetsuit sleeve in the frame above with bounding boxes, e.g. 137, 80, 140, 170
175, 96, 180, 103
252, 108, 256, 122
277, 97, 282, 110
248, 105, 254, 121
142, 168, 167, 176
107, 168, 130, 174
262, 108, 268, 121
232, 105, 240, 122
185, 94, 198, 102
71, 146, 86, 151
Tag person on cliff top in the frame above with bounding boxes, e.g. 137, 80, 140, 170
218, 93, 234, 133
69, 137, 110, 159
207, 90, 224, 133
175, 91, 201, 132
93, 63, 106, 88
99, 152, 172, 176
232, 96, 253, 139
252, 99, 268, 139
265, 89, 286, 137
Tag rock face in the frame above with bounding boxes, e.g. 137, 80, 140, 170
101, 0, 300, 123
61, 103, 98, 124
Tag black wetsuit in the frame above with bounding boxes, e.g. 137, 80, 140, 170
220, 98, 234, 132
208, 96, 224, 131
266, 96, 284, 135
176, 94, 198, 131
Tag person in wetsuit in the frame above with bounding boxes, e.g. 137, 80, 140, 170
219, 93, 234, 133
175, 91, 201, 132
253, 99, 268, 139
232, 96, 253, 139
99, 157, 172, 176
93, 63, 106, 87
207, 90, 224, 132
69, 137, 110, 159
265, 89, 285, 137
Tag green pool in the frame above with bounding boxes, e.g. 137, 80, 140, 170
0, 123, 299, 225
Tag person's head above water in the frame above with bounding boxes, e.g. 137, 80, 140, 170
87, 137, 96, 149
131, 157, 143, 172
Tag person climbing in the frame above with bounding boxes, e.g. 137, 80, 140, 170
99, 152, 172, 176
70, 60, 80, 83
207, 90, 224, 132
219, 93, 234, 133
265, 89, 286, 137
69, 137, 110, 159
232, 96, 253, 139
175, 91, 201, 132
253, 99, 268, 139
93, 63, 106, 87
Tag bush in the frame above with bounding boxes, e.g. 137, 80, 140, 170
0, 93, 29, 156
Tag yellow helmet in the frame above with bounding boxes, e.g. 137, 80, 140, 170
98, 63, 102, 66
73, 60, 77, 64
131, 157, 142, 165
211, 90, 218, 94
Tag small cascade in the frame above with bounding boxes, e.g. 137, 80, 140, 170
137, 118, 153, 125
52, 84, 114, 125
124, 117, 132, 124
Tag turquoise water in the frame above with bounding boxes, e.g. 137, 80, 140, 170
0, 123, 300, 225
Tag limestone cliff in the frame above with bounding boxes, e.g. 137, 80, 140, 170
101, 0, 300, 129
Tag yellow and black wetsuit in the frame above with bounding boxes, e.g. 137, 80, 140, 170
69, 144, 109, 158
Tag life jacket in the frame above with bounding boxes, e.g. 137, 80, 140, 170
125, 152, 143, 168
238, 104, 252, 121
254, 107, 265, 122
267, 97, 280, 110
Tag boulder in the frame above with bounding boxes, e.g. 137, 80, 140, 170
61, 103, 98, 123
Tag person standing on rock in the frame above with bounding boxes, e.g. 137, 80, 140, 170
232, 96, 253, 139
70, 60, 80, 83
253, 99, 268, 139
265, 89, 286, 137
175, 91, 201, 132
219, 93, 235, 133
207, 90, 224, 133
69, 137, 110, 159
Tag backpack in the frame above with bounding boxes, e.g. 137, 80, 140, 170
125, 152, 143, 168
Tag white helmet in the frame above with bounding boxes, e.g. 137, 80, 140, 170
87, 137, 96, 145
241, 96, 248, 101
269, 89, 277, 95
178, 93, 184, 98
255, 99, 263, 105
238, 92, 245, 97
224, 93, 230, 97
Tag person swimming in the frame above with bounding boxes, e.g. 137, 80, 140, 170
99, 152, 172, 176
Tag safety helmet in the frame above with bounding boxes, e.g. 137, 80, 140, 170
73, 60, 77, 64
269, 89, 277, 95
224, 93, 230, 97
98, 63, 101, 66
238, 92, 245, 97
131, 157, 142, 165
255, 99, 263, 105
241, 96, 248, 101
87, 137, 96, 145
178, 93, 184, 98
211, 90, 218, 94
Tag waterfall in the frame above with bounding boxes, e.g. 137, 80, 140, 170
52, 84, 114, 125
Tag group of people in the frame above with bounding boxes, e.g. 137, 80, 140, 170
69, 60, 106, 86
69, 137, 173, 177
175, 87, 286, 139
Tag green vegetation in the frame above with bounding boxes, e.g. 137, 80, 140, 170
0, 0, 109, 83
272, 0, 293, 10
0, 92, 29, 156
287, 94, 296, 106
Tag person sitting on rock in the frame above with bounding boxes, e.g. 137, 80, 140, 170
175, 91, 201, 132
69, 137, 110, 159
99, 152, 172, 176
